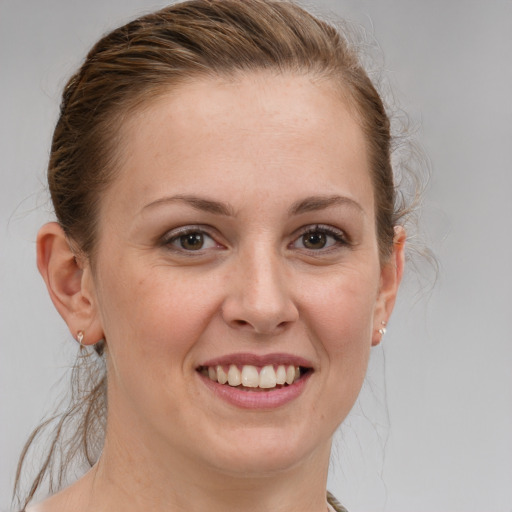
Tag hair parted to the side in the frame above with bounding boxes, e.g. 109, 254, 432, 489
15, 0, 424, 507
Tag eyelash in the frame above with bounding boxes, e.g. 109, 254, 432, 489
160, 224, 349, 255
291, 224, 349, 252
160, 225, 221, 254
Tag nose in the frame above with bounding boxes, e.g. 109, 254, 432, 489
221, 247, 299, 335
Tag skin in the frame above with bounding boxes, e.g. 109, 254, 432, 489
34, 72, 405, 512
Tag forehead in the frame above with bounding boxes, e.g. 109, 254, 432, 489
105, 72, 373, 218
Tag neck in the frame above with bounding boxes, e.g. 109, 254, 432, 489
73, 419, 333, 512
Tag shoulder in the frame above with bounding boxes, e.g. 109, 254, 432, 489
23, 504, 44, 512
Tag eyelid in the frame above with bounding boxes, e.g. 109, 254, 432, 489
291, 224, 350, 250
161, 224, 210, 241
160, 225, 224, 252
159, 223, 349, 255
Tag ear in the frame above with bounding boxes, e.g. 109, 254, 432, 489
37, 222, 104, 346
371, 226, 406, 346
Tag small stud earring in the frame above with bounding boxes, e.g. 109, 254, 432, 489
77, 330, 85, 346
378, 321, 387, 336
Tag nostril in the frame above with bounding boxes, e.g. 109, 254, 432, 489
230, 318, 291, 334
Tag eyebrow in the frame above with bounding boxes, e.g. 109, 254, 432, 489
142, 193, 364, 217
142, 195, 235, 216
288, 195, 365, 216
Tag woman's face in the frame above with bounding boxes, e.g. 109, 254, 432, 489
87, 72, 401, 476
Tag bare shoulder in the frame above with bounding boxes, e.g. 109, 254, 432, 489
25, 502, 46, 512
24, 494, 61, 512
23, 477, 88, 512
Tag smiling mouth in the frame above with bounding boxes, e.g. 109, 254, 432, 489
197, 364, 311, 391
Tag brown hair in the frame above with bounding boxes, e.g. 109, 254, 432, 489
15, 0, 411, 507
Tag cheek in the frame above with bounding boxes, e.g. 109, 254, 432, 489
302, 269, 378, 408
304, 268, 378, 347
95, 262, 218, 367
94, 263, 218, 421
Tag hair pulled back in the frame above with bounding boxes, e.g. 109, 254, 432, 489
16, 0, 406, 507
50, 0, 396, 261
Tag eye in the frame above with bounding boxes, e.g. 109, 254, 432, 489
163, 227, 219, 252
292, 225, 347, 251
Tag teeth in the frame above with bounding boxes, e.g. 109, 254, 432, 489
228, 364, 241, 386
276, 365, 287, 385
259, 365, 277, 388
241, 365, 259, 387
286, 365, 295, 385
217, 365, 228, 384
203, 364, 303, 389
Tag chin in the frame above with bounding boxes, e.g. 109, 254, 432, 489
202, 425, 328, 477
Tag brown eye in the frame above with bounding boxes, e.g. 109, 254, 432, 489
292, 225, 347, 252
164, 228, 218, 252
179, 232, 204, 250
302, 232, 327, 249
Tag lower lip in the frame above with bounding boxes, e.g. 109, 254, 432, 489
198, 372, 311, 409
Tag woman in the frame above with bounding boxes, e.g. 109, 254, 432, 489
16, 1, 407, 510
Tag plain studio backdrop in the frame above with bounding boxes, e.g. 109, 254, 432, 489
1, 0, 511, 511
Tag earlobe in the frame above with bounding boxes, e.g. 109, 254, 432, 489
37, 222, 104, 345
371, 226, 406, 346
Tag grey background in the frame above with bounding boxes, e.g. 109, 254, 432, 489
1, 0, 511, 511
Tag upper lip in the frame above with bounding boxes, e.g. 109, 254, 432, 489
198, 352, 314, 369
